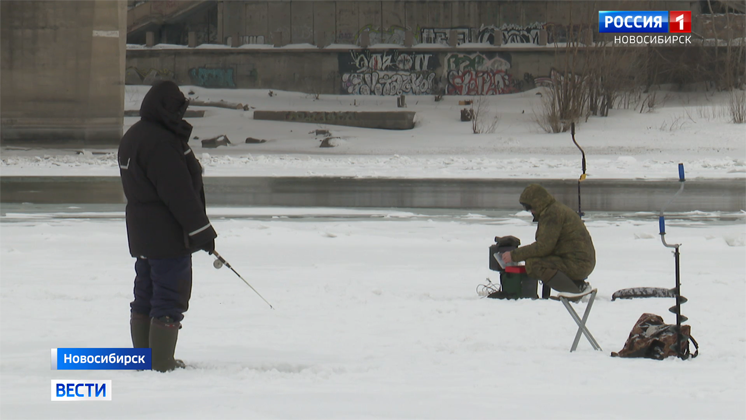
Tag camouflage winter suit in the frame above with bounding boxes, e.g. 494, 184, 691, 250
510, 184, 596, 282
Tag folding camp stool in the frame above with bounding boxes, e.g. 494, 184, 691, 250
558, 286, 602, 352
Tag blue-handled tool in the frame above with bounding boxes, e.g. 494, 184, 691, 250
659, 163, 690, 359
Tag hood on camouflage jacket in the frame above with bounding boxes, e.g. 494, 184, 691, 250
510, 184, 596, 280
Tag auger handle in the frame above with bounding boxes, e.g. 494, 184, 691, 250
678, 163, 685, 182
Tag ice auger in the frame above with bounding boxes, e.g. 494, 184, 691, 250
659, 163, 690, 359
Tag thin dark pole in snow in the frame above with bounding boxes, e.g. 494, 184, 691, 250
212, 251, 274, 309
570, 123, 586, 218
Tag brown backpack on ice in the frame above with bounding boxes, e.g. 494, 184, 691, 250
611, 313, 698, 360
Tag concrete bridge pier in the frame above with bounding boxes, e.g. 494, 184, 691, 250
0, 0, 127, 146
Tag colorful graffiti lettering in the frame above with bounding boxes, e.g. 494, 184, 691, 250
444, 53, 517, 95
342, 71, 436, 95
188, 68, 236, 88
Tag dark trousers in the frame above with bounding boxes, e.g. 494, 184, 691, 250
130, 256, 192, 322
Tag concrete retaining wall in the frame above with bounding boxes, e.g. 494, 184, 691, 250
253, 111, 416, 130
131, 1, 708, 47
2, 177, 743, 212
126, 47, 569, 95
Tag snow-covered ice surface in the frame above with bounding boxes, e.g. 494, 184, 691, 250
0, 207, 745, 419
1, 86, 744, 179
1, 86, 745, 418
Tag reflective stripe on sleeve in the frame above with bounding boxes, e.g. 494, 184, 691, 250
189, 223, 212, 236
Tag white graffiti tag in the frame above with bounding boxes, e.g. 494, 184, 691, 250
342, 72, 437, 95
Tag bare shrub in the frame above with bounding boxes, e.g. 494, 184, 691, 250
658, 114, 689, 132
639, 92, 672, 113
470, 96, 500, 134
616, 87, 644, 110
729, 90, 746, 123
533, 87, 573, 133
696, 104, 726, 121
585, 42, 645, 118
639, 92, 657, 113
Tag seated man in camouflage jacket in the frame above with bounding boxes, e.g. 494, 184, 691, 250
501, 184, 596, 294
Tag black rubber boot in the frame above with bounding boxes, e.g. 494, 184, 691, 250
130, 312, 150, 348
149, 316, 185, 372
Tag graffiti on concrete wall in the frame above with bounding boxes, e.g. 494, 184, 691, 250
340, 50, 438, 95
544, 23, 588, 43
342, 72, 437, 95
501, 23, 544, 44
474, 23, 587, 45
339, 50, 439, 73
188, 68, 236, 88
444, 53, 518, 95
420, 27, 471, 46
354, 24, 409, 45
125, 67, 175, 85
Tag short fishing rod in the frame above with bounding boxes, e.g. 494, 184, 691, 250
212, 250, 274, 309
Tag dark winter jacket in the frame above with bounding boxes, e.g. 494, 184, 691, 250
510, 184, 596, 279
118, 81, 217, 259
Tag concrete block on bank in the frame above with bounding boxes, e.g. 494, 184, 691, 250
273, 31, 283, 47
125, 110, 204, 118
253, 111, 416, 130
201, 135, 231, 148
448, 30, 458, 47
539, 30, 548, 46
405, 30, 414, 47
319, 137, 340, 147
360, 31, 370, 48
493, 30, 503, 46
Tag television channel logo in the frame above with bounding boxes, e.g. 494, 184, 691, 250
51, 380, 112, 401
51, 348, 151, 370
599, 11, 691, 33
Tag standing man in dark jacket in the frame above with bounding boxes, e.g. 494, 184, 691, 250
118, 81, 217, 372
501, 184, 595, 295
